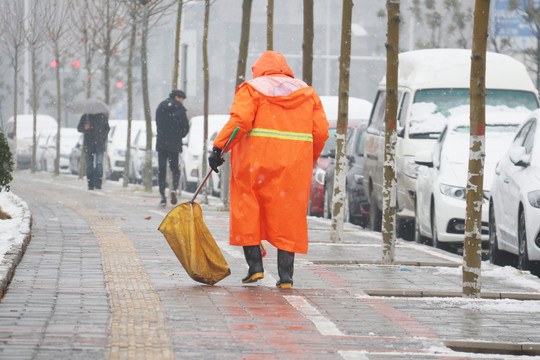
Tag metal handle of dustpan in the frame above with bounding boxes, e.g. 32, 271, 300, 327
190, 126, 240, 203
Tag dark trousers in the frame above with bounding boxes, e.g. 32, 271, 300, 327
85, 151, 104, 189
158, 151, 180, 196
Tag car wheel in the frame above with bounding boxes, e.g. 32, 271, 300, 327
414, 210, 427, 244
369, 189, 382, 232
518, 210, 532, 271
430, 203, 441, 249
488, 204, 511, 266
323, 186, 331, 219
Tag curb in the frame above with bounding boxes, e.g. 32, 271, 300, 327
364, 289, 540, 300
445, 340, 540, 356
0, 194, 32, 300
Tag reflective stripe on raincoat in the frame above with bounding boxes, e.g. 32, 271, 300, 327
213, 51, 329, 254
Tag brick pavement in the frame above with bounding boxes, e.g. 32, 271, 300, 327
1, 171, 540, 359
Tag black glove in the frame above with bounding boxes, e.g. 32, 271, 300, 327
208, 147, 225, 173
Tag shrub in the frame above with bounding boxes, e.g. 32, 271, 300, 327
0, 130, 13, 192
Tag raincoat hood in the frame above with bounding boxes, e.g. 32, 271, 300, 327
251, 51, 294, 79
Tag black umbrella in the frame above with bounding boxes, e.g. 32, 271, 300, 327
66, 99, 109, 114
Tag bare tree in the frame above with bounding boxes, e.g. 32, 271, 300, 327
267, 0, 274, 50
201, 0, 211, 204
381, 0, 400, 265
0, 1, 26, 142
302, 0, 314, 85
24, 0, 50, 174
140, 0, 153, 191
85, 0, 129, 106
409, 0, 473, 49
45, 0, 72, 175
120, 0, 141, 188
220, 0, 252, 208
463, 0, 491, 299
508, 0, 540, 91
329, 0, 352, 243
136, 0, 176, 191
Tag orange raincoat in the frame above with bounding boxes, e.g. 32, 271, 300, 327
213, 51, 329, 254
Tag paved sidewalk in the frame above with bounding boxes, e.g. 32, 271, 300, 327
2, 171, 540, 359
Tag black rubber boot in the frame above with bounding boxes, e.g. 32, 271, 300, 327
276, 249, 295, 289
242, 245, 264, 283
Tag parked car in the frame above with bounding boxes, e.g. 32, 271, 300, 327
307, 96, 372, 216
35, 130, 55, 171
107, 120, 146, 180
363, 49, 540, 238
129, 123, 158, 185
4, 114, 58, 169
183, 115, 230, 192
69, 134, 84, 175
414, 106, 529, 248
323, 122, 369, 227
489, 109, 540, 271
43, 128, 80, 173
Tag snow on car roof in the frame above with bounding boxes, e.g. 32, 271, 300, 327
319, 96, 372, 125
380, 49, 537, 92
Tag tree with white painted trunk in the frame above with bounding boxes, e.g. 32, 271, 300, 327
381, 0, 400, 264
463, 0, 490, 298
329, 0, 353, 243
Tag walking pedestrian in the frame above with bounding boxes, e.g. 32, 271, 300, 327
155, 89, 189, 206
208, 51, 329, 288
77, 112, 110, 190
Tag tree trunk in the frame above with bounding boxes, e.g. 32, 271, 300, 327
302, 0, 314, 85
329, 0, 353, 243
104, 0, 111, 106
172, 0, 183, 89
141, 1, 153, 192
463, 0, 490, 299
31, 48, 37, 174
202, 0, 210, 204
13, 51, 19, 140
381, 0, 400, 265
123, 7, 137, 188
55, 45, 62, 176
267, 0, 274, 50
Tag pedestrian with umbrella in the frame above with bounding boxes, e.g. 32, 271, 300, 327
73, 99, 110, 190
208, 51, 329, 288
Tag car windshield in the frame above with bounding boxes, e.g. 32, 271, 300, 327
409, 89, 538, 139
320, 129, 336, 157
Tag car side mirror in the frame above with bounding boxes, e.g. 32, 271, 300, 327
509, 146, 530, 167
414, 150, 433, 168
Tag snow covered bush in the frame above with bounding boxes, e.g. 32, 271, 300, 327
0, 130, 13, 192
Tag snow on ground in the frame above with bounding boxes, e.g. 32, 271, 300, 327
435, 264, 540, 293
0, 191, 30, 262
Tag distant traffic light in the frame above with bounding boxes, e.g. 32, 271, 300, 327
116, 81, 124, 88
72, 60, 80, 69
50, 60, 58, 68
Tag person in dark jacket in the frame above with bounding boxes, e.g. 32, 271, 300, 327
77, 112, 110, 190
156, 89, 189, 206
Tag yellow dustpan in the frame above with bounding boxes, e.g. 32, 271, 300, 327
158, 127, 239, 285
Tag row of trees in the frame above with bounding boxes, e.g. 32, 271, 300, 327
0, 0, 187, 188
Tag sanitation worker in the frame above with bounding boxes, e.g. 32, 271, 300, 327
208, 51, 329, 288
